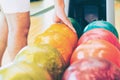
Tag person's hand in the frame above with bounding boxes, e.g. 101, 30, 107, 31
53, 1, 76, 32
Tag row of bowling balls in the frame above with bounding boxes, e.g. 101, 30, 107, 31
62, 18, 120, 80
69, 17, 119, 39
0, 17, 120, 80
0, 22, 78, 80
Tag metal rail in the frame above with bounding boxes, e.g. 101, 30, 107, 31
30, 5, 54, 16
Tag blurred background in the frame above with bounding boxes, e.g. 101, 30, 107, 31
28, 0, 120, 44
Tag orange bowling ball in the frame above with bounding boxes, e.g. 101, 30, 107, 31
45, 23, 78, 47
34, 23, 78, 65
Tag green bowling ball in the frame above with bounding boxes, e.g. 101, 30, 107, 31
83, 21, 119, 39
14, 44, 66, 80
68, 17, 83, 38
0, 62, 52, 80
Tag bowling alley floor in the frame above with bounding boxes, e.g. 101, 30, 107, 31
28, 0, 120, 44
115, 1, 120, 39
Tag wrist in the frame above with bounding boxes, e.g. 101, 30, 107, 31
54, 0, 65, 9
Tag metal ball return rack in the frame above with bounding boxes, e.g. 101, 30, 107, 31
30, 0, 115, 30
65, 0, 115, 30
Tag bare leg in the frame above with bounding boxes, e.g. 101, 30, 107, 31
1, 12, 30, 66
0, 12, 8, 65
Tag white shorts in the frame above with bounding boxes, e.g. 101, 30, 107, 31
0, 0, 30, 13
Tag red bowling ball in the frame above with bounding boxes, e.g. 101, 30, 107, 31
71, 39, 120, 68
78, 28, 120, 50
62, 58, 120, 80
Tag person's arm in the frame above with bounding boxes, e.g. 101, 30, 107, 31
54, 0, 76, 32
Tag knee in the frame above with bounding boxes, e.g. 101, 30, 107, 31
8, 23, 30, 39
17, 25, 30, 38
5, 12, 30, 38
